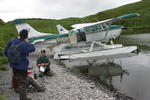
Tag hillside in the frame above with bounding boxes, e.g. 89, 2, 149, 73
0, 0, 150, 49
13, 0, 150, 34
84, 0, 150, 27
0, 20, 17, 54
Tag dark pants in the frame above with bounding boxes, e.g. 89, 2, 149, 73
12, 68, 28, 100
38, 66, 52, 77
44, 67, 50, 75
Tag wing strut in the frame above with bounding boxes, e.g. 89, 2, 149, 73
104, 22, 112, 40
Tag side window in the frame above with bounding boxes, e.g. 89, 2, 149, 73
84, 24, 104, 33
102, 23, 109, 30
95, 25, 98, 30
76, 29, 80, 33
91, 26, 95, 31
100, 24, 103, 30
96, 24, 101, 30
85, 27, 92, 33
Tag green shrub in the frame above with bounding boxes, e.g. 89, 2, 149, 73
0, 56, 8, 65
0, 47, 4, 55
0, 65, 9, 71
0, 95, 6, 100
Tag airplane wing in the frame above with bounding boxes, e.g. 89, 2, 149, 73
71, 13, 140, 30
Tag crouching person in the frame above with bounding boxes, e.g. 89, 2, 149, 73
36, 49, 53, 77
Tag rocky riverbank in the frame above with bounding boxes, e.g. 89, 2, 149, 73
1, 47, 133, 100
0, 55, 117, 100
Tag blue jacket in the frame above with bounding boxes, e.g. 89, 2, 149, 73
4, 38, 35, 70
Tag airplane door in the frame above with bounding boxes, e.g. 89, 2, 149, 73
77, 29, 86, 42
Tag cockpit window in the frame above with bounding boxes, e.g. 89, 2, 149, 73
84, 23, 109, 33
102, 23, 109, 30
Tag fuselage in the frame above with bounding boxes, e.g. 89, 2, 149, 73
69, 25, 122, 43
85, 25, 122, 42
28, 25, 122, 44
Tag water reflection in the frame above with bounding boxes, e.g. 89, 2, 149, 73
72, 62, 129, 90
119, 33, 150, 47
71, 54, 150, 100
88, 62, 129, 89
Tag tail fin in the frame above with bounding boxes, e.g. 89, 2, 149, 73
14, 19, 48, 38
56, 24, 69, 34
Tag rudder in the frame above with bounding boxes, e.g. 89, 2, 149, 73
56, 24, 69, 34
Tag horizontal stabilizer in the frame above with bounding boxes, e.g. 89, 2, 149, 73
31, 39, 45, 44
14, 19, 26, 25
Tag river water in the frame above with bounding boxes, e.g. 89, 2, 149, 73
118, 33, 150, 47
63, 33, 150, 100
110, 53, 150, 100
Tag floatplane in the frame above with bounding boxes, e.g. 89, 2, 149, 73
14, 13, 140, 61
54, 13, 140, 60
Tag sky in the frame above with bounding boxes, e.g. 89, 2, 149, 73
0, 0, 141, 22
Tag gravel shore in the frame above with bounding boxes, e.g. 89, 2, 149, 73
0, 48, 116, 100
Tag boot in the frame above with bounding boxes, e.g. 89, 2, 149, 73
19, 90, 31, 100
20, 96, 32, 100
14, 88, 19, 93
25, 98, 32, 100
46, 71, 54, 76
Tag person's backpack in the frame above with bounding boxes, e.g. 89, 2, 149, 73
7, 42, 24, 65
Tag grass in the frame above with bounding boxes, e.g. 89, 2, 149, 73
0, 95, 6, 100
0, 21, 17, 57
0, 65, 9, 71
0, 56, 8, 64
0, 56, 9, 71
114, 36, 150, 51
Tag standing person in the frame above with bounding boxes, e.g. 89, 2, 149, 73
4, 29, 35, 100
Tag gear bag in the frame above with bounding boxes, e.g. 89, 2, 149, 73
7, 42, 24, 65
